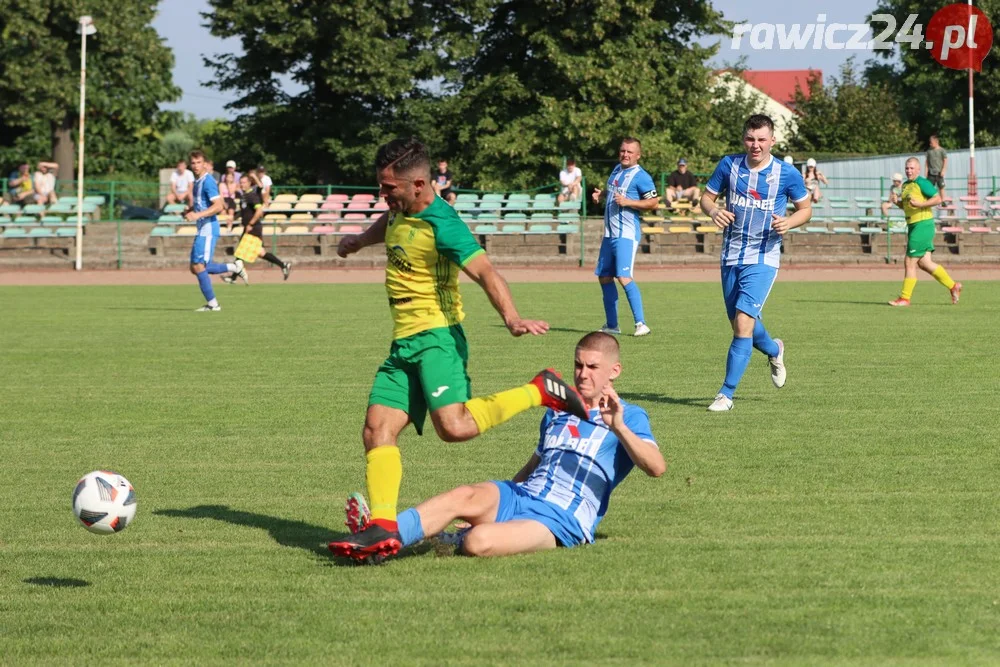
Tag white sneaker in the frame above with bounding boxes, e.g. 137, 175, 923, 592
282, 261, 292, 281
769, 339, 786, 388
235, 260, 249, 286
598, 325, 621, 335
707, 393, 733, 412
195, 304, 222, 312
634, 322, 651, 337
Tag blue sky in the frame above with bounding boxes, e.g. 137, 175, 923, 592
154, 0, 887, 120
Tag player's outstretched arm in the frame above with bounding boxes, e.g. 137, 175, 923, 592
462, 254, 549, 336
337, 212, 388, 257
599, 386, 665, 477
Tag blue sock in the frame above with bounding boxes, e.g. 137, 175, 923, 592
206, 262, 230, 274
753, 320, 779, 357
601, 282, 619, 329
720, 336, 753, 399
196, 271, 215, 302
622, 281, 646, 325
397, 508, 424, 547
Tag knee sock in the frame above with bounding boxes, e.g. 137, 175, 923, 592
601, 282, 619, 329
397, 507, 424, 547
931, 266, 955, 290
206, 261, 237, 274
622, 281, 646, 325
900, 277, 917, 300
366, 446, 402, 528
720, 336, 753, 399
752, 319, 779, 357
262, 252, 284, 267
196, 271, 216, 302
465, 384, 541, 435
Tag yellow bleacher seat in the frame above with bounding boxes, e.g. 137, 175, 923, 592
264, 213, 288, 222
283, 225, 310, 234
668, 226, 694, 233
298, 194, 323, 204
293, 202, 319, 211
289, 213, 314, 222
273, 194, 297, 203
175, 225, 197, 236
696, 225, 719, 233
642, 226, 664, 234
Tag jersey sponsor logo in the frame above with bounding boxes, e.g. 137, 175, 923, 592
542, 427, 608, 459
386, 245, 413, 274
748, 189, 761, 200
729, 194, 775, 210
431, 385, 449, 398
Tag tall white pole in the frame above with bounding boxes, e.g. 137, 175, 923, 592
967, 0, 976, 196
75, 16, 94, 271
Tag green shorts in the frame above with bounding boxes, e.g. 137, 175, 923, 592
906, 220, 935, 257
368, 325, 471, 435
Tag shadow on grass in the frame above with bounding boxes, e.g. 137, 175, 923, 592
154, 505, 434, 566
24, 577, 90, 588
103, 307, 201, 312
790, 299, 951, 307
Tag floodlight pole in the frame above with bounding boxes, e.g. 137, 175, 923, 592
75, 16, 95, 271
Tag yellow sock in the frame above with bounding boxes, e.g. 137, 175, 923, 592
366, 446, 402, 523
901, 278, 917, 300
465, 384, 542, 434
931, 266, 956, 290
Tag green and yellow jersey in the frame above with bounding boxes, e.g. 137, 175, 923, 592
900, 176, 938, 225
384, 196, 485, 340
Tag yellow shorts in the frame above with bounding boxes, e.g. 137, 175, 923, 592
234, 234, 262, 263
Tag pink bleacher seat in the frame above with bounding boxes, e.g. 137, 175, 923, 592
312, 225, 337, 234
941, 226, 964, 233
969, 226, 992, 233
350, 193, 376, 202
966, 215, 988, 221
326, 193, 349, 202
320, 200, 343, 211
338, 224, 364, 233
371, 201, 388, 212
344, 203, 372, 212
343, 213, 367, 220
959, 195, 978, 203
316, 213, 340, 222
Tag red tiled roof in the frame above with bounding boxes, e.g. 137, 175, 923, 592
739, 70, 822, 105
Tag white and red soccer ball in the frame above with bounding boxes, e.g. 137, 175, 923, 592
72, 471, 137, 534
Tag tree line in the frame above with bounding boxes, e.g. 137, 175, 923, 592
1, 0, 997, 191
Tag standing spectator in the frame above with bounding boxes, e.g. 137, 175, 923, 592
557, 158, 583, 203
219, 171, 238, 220
887, 157, 961, 307
590, 137, 659, 337
7, 164, 34, 204
925, 134, 948, 199
256, 165, 273, 203
167, 159, 194, 207
666, 158, 700, 205
33, 161, 59, 205
881, 173, 904, 218
432, 160, 456, 205
803, 158, 827, 203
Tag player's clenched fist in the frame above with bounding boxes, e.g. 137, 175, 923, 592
337, 235, 362, 258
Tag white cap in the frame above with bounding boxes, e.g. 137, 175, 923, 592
783, 155, 794, 164
806, 158, 817, 168
892, 172, 903, 182
225, 160, 237, 168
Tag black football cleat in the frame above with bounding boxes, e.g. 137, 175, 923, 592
328, 524, 402, 563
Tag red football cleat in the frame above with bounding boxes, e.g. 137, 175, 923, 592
888, 298, 911, 307
530, 369, 589, 420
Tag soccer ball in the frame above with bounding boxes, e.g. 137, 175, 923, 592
72, 471, 137, 535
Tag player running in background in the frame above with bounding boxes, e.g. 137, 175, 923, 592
223, 174, 292, 284
699, 115, 812, 412
327, 137, 589, 563
887, 157, 962, 307
591, 137, 660, 337
185, 150, 246, 311
330, 332, 664, 562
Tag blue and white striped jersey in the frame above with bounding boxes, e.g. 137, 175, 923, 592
192, 174, 221, 236
604, 164, 658, 242
705, 154, 808, 267
520, 401, 656, 543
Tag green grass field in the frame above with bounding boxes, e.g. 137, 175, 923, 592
3, 280, 1000, 665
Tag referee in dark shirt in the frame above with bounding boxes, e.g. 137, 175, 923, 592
224, 174, 292, 283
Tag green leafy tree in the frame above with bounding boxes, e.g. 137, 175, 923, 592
867, 0, 1000, 148
0, 0, 180, 179
787, 59, 918, 155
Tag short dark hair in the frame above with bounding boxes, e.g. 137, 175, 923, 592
576, 331, 620, 361
376, 137, 430, 176
189, 149, 206, 161
743, 114, 775, 135
621, 136, 642, 149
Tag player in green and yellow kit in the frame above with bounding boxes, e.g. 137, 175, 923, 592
888, 157, 962, 307
328, 137, 588, 563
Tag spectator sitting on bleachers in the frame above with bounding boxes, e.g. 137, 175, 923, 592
666, 158, 699, 206
557, 158, 583, 203
33, 161, 59, 205
167, 159, 194, 207
206, 159, 221, 184
224, 159, 241, 185
432, 160, 456, 204
255, 165, 273, 203
7, 163, 34, 204
219, 171, 238, 220
804, 158, 827, 203
881, 173, 903, 218
783, 155, 794, 165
